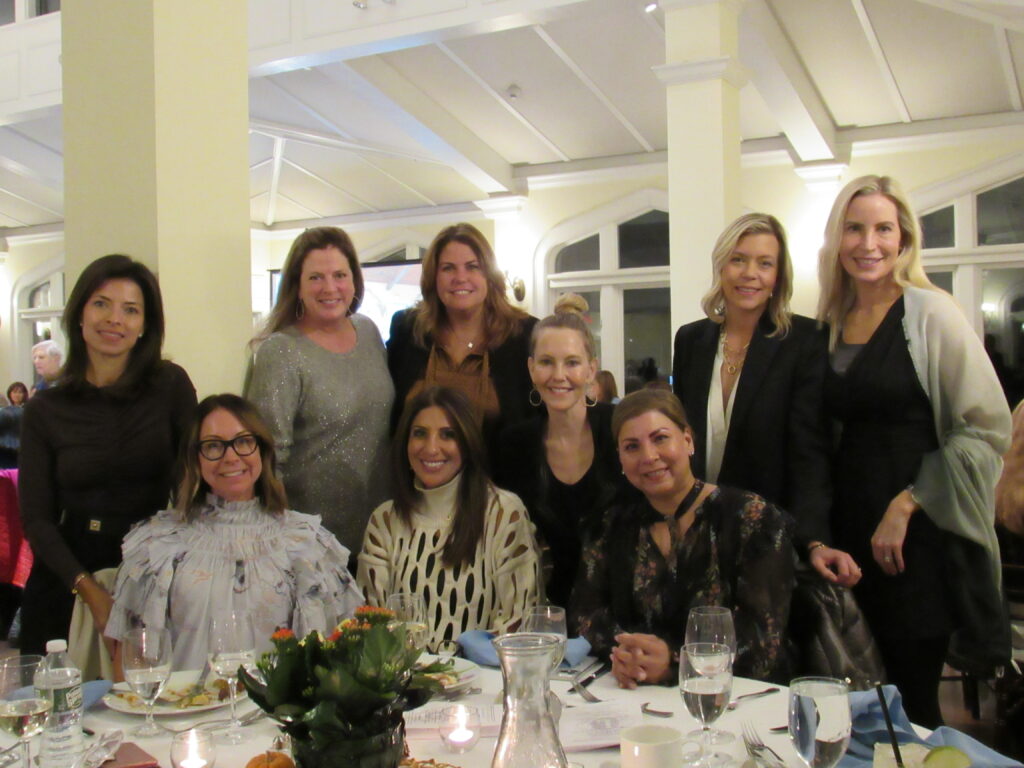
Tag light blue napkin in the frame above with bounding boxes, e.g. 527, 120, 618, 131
13, 679, 112, 711
457, 630, 591, 668
837, 684, 1022, 768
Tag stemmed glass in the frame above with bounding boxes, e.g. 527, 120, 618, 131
0, 656, 48, 768
684, 606, 736, 744
789, 677, 851, 768
386, 593, 429, 653
679, 642, 732, 768
522, 605, 567, 673
208, 611, 256, 745
122, 627, 173, 736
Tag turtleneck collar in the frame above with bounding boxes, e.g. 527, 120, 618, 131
412, 474, 461, 528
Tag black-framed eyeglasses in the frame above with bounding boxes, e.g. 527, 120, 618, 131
198, 434, 260, 461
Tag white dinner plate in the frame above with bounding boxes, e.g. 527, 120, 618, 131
102, 670, 241, 716
417, 655, 479, 693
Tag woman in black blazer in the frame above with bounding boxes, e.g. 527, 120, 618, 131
672, 213, 859, 586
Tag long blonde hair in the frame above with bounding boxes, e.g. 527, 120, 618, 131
700, 213, 793, 337
816, 175, 935, 350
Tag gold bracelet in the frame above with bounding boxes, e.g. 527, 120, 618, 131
70, 572, 90, 596
807, 542, 827, 555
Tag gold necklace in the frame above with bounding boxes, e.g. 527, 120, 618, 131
721, 330, 750, 375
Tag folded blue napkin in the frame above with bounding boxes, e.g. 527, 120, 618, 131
457, 630, 591, 668
13, 679, 112, 711
837, 684, 1022, 768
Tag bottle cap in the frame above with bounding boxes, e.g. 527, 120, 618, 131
45, 639, 68, 653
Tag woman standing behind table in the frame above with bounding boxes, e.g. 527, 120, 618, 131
672, 213, 858, 586
818, 175, 1011, 727
18, 254, 197, 654
496, 294, 624, 609
106, 394, 362, 669
387, 223, 536, 461
359, 387, 540, 650
247, 227, 394, 554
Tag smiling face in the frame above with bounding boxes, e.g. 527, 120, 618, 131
198, 408, 262, 502
80, 279, 145, 364
720, 232, 779, 318
297, 246, 355, 326
528, 327, 597, 413
436, 241, 488, 316
839, 193, 902, 288
617, 410, 695, 509
407, 405, 463, 489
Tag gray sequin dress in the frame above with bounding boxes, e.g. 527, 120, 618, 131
246, 315, 394, 552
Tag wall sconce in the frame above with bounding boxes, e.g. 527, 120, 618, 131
504, 272, 526, 303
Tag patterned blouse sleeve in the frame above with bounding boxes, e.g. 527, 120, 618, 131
246, 334, 303, 469
569, 507, 624, 656
289, 513, 363, 635
356, 501, 395, 608
105, 512, 179, 642
486, 489, 540, 635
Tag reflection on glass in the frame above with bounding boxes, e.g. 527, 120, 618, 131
982, 267, 1024, 408
555, 235, 599, 273
624, 287, 670, 390
920, 206, 954, 249
618, 211, 669, 269
978, 176, 1024, 246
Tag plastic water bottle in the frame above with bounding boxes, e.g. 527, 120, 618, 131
34, 639, 83, 768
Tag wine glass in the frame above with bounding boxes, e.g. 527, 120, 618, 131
789, 677, 851, 768
122, 627, 173, 736
208, 611, 256, 745
679, 642, 732, 768
522, 604, 567, 673
684, 606, 736, 744
386, 593, 428, 652
0, 656, 48, 768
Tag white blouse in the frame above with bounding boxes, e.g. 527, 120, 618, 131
705, 340, 739, 484
357, 479, 540, 651
106, 496, 363, 669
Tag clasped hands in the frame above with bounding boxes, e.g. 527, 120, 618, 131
609, 632, 673, 688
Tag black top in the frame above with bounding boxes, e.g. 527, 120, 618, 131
672, 314, 832, 546
387, 308, 538, 463
18, 362, 197, 586
495, 402, 625, 607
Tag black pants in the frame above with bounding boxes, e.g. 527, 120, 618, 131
19, 565, 75, 655
875, 633, 949, 729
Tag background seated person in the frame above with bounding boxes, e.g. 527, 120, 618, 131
571, 389, 794, 687
106, 394, 362, 670
358, 386, 540, 651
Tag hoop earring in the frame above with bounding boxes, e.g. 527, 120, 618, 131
296, 300, 305, 320
529, 388, 543, 407
585, 394, 597, 408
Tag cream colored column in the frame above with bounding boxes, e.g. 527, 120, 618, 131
655, 0, 745, 333
62, 0, 251, 395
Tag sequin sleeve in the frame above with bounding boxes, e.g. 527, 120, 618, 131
246, 333, 304, 469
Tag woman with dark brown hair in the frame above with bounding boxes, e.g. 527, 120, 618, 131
247, 226, 393, 553
106, 394, 361, 670
387, 223, 536, 460
358, 386, 539, 651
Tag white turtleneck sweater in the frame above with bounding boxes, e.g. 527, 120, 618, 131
357, 478, 540, 650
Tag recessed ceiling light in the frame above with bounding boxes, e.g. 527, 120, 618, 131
644, 2, 658, 12
505, 84, 522, 101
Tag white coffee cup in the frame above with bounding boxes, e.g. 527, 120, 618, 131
619, 724, 703, 768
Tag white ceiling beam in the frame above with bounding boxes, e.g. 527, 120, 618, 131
265, 201, 486, 234
531, 25, 655, 153
996, 27, 1024, 111
435, 42, 570, 163
0, 185, 61, 218
0, 126, 64, 188
851, 0, 912, 123
740, 0, 837, 161
275, 191, 323, 220
283, 158, 381, 213
249, 119, 443, 164
265, 137, 286, 227
345, 57, 514, 195
913, 0, 1024, 33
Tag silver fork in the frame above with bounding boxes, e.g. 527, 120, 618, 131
741, 720, 786, 768
570, 670, 601, 703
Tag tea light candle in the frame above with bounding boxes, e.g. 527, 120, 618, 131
439, 705, 480, 753
171, 729, 216, 768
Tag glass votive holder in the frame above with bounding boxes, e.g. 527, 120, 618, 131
170, 728, 216, 768
438, 704, 480, 754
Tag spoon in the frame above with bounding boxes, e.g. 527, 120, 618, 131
727, 686, 780, 710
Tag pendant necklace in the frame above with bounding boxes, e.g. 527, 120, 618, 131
721, 330, 750, 375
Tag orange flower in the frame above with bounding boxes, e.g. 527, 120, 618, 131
272, 628, 296, 641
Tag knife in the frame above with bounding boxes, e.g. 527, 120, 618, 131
574, 661, 610, 688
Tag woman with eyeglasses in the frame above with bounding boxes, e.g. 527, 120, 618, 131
105, 394, 362, 669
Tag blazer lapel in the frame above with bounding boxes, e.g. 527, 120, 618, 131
686, 321, 719, 478
727, 322, 781, 436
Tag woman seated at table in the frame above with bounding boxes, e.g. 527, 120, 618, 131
105, 393, 362, 670
571, 388, 794, 687
358, 386, 540, 651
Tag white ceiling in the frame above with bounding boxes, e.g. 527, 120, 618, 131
1, 0, 1023, 233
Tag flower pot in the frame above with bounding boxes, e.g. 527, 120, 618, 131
292, 722, 406, 768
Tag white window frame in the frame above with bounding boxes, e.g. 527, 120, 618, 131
11, 255, 65, 385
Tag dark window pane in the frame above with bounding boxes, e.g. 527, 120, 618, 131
978, 176, 1024, 246
623, 287, 670, 392
0, 1, 15, 25
926, 270, 953, 294
982, 267, 1024, 408
377, 248, 408, 264
554, 234, 599, 273
619, 210, 669, 269
920, 206, 954, 249
34, 0, 58, 14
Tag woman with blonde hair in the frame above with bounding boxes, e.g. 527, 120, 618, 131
819, 174, 1011, 726
673, 213, 858, 586
246, 226, 393, 553
387, 223, 536, 460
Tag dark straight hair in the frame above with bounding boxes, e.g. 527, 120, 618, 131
391, 386, 490, 568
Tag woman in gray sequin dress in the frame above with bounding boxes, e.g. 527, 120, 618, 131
246, 227, 394, 553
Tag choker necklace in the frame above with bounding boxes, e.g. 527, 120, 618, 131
720, 330, 750, 375
672, 478, 705, 521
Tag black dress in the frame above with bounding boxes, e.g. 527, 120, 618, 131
824, 298, 949, 724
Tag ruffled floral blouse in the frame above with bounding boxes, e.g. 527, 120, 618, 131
106, 496, 363, 669
570, 486, 794, 681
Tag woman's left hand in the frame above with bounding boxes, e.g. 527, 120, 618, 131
870, 489, 919, 576
610, 633, 672, 688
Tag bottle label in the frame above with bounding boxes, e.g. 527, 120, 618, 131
37, 684, 82, 714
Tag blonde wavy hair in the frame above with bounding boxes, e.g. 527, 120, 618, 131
700, 213, 793, 338
816, 175, 935, 350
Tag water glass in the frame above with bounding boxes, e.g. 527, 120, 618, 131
122, 626, 173, 737
684, 606, 736, 745
788, 676, 851, 768
678, 642, 732, 768
208, 611, 256, 745
522, 605, 567, 672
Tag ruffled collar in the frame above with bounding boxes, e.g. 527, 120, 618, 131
198, 494, 268, 524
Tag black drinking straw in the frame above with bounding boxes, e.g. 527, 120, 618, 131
875, 682, 904, 768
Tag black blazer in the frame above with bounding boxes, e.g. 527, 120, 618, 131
671, 314, 832, 545
387, 308, 538, 462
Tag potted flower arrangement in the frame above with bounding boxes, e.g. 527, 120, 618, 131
240, 606, 451, 768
